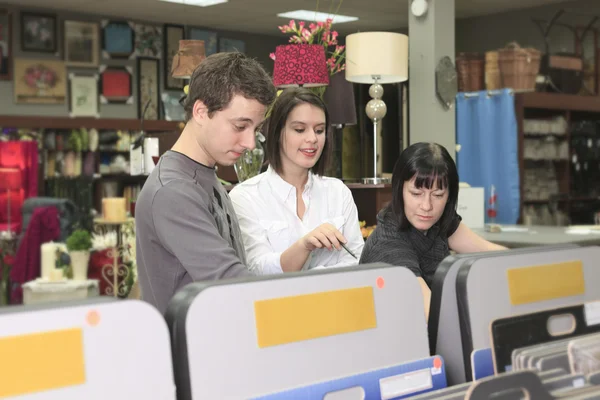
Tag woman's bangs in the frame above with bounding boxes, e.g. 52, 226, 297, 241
413, 169, 449, 191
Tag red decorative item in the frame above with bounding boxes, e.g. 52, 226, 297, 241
272, 44, 329, 88
88, 249, 127, 296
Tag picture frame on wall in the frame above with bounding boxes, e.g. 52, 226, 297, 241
21, 12, 57, 53
101, 20, 135, 59
189, 28, 217, 56
163, 24, 185, 90
68, 73, 99, 118
219, 38, 245, 54
161, 92, 185, 121
64, 20, 100, 67
0, 9, 12, 80
99, 65, 133, 104
135, 23, 162, 58
14, 58, 66, 104
137, 57, 161, 120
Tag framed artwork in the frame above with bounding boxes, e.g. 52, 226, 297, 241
21, 12, 57, 53
101, 20, 135, 59
189, 28, 217, 56
137, 57, 160, 120
68, 73, 99, 118
0, 10, 11, 80
164, 24, 185, 90
64, 20, 99, 67
99, 65, 133, 104
161, 92, 185, 121
135, 23, 162, 58
14, 58, 66, 104
219, 38, 245, 53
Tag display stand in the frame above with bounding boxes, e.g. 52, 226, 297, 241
456, 246, 600, 382
166, 263, 445, 399
0, 298, 176, 399
429, 244, 577, 385
93, 217, 134, 297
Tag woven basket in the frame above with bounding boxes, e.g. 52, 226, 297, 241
498, 42, 541, 91
456, 53, 484, 92
485, 51, 502, 90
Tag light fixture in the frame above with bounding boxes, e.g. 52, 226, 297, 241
277, 10, 358, 24
159, 0, 227, 7
346, 32, 408, 184
411, 0, 429, 17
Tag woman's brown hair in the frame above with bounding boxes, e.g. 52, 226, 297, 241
265, 87, 332, 176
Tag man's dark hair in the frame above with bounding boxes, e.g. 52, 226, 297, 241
183, 52, 276, 120
265, 87, 332, 176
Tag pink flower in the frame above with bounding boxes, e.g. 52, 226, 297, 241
271, 18, 346, 77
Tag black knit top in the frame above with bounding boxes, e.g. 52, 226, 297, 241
359, 208, 462, 287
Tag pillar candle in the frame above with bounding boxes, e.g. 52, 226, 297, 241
49, 268, 64, 282
41, 242, 57, 280
102, 197, 127, 222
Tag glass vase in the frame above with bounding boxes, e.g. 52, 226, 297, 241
234, 132, 265, 182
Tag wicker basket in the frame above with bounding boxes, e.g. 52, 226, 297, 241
485, 51, 502, 90
456, 52, 484, 92
498, 42, 541, 91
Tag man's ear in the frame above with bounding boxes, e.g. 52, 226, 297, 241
191, 99, 208, 124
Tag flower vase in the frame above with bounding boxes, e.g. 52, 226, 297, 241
234, 132, 265, 182
70, 250, 90, 281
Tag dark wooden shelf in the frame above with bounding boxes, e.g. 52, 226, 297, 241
517, 92, 600, 113
0, 115, 182, 131
514, 92, 600, 223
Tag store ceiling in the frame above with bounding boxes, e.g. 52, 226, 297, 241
5, 0, 582, 36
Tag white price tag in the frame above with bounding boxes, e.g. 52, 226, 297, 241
584, 300, 600, 327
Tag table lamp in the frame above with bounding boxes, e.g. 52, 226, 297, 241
345, 32, 408, 184
272, 44, 329, 88
323, 72, 357, 179
171, 39, 207, 79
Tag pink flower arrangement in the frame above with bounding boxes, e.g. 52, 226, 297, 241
270, 18, 346, 75
24, 64, 58, 90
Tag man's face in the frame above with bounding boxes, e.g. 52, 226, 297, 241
194, 95, 266, 167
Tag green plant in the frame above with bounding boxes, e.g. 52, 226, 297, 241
66, 229, 92, 252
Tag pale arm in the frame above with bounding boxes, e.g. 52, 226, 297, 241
418, 277, 431, 322
448, 222, 508, 253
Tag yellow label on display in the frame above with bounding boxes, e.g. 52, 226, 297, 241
507, 260, 585, 305
0, 328, 86, 397
254, 286, 377, 348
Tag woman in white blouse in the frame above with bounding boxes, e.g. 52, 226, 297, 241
230, 88, 364, 274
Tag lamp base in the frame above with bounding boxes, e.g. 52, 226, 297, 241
362, 177, 391, 185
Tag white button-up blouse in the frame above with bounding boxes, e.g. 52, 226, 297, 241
229, 166, 365, 274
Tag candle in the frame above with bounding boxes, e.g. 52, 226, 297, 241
41, 242, 57, 280
49, 268, 64, 282
102, 197, 127, 222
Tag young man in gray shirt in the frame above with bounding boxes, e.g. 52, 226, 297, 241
135, 52, 277, 314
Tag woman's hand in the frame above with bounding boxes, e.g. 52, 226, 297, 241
300, 223, 347, 251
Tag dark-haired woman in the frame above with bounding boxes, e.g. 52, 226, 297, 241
230, 88, 364, 274
360, 142, 506, 317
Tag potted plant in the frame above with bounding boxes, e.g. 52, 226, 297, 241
66, 229, 92, 281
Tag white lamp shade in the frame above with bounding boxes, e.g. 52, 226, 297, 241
345, 32, 409, 84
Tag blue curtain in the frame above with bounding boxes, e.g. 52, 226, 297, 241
456, 89, 520, 224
